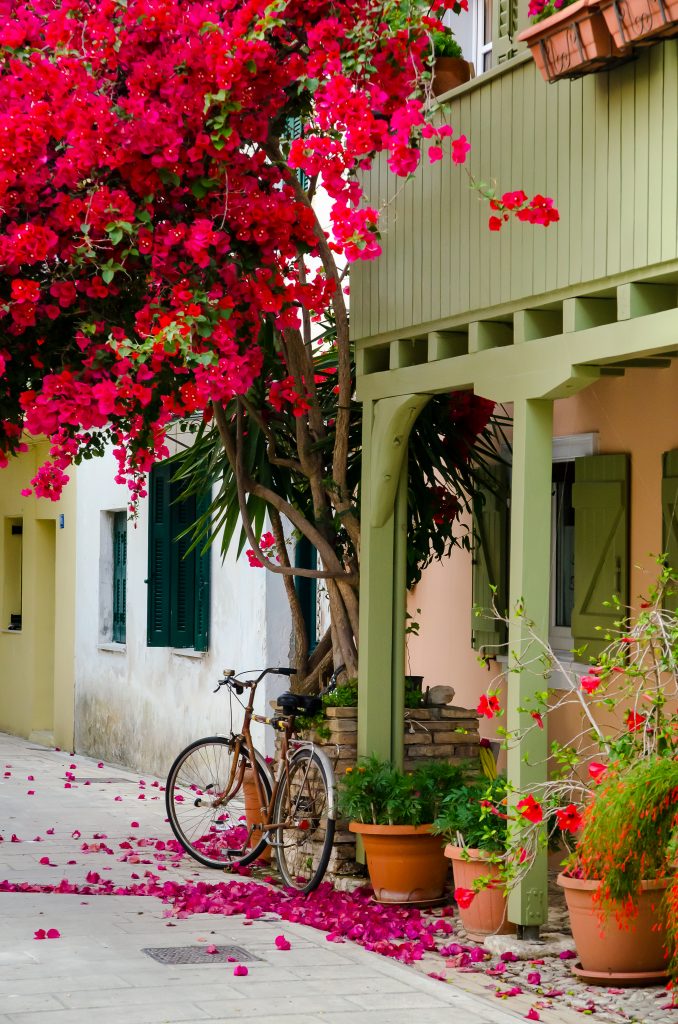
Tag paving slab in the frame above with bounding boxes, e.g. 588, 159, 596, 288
0, 732, 524, 1024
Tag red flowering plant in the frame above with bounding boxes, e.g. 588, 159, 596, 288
473, 562, 678, 984
0, 0, 557, 685
526, 0, 578, 23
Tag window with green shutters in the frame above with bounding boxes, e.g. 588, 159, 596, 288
112, 511, 127, 644
472, 452, 630, 661
147, 463, 211, 651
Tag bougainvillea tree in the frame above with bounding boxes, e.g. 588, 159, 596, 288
0, 0, 557, 682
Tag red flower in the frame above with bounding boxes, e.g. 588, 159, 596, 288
580, 674, 601, 694
530, 711, 544, 729
477, 693, 501, 719
488, 216, 503, 232
454, 887, 476, 909
555, 804, 582, 834
516, 794, 543, 823
588, 761, 606, 783
625, 710, 646, 732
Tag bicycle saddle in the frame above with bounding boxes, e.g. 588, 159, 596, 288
277, 692, 323, 716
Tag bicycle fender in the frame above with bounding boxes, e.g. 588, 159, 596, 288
251, 747, 275, 793
289, 743, 337, 821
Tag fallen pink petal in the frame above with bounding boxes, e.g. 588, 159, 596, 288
233, 964, 248, 976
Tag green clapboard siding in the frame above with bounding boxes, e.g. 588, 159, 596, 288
662, 449, 678, 613
351, 42, 678, 344
471, 462, 509, 654
571, 454, 629, 658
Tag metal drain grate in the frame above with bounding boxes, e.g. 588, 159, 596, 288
143, 945, 262, 965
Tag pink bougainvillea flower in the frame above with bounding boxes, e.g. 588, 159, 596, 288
274, 934, 291, 950
476, 693, 501, 719
39, 856, 56, 866
205, 945, 218, 954
555, 804, 582, 834
454, 887, 476, 909
451, 134, 471, 164
233, 964, 249, 976
526, 970, 541, 985
559, 949, 576, 960
34, 928, 60, 939
516, 794, 543, 823
525, 1010, 541, 1021
130, 821, 140, 828
489, 215, 503, 231
500, 951, 519, 963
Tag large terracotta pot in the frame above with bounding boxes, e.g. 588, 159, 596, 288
349, 822, 448, 904
517, 0, 621, 83
598, 0, 678, 49
242, 768, 271, 863
432, 57, 472, 97
446, 845, 514, 940
558, 873, 669, 984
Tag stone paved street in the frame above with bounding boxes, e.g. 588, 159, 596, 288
1, 732, 677, 1024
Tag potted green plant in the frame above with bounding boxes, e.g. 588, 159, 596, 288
338, 756, 466, 904
430, 29, 471, 96
472, 563, 678, 986
433, 775, 515, 939
517, 0, 621, 83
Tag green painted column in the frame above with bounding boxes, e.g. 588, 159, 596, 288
358, 398, 396, 763
506, 397, 553, 934
390, 461, 408, 769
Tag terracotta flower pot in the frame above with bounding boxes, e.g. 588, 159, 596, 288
598, 0, 678, 49
432, 57, 472, 97
349, 822, 448, 904
518, 0, 621, 83
446, 845, 514, 940
242, 768, 271, 863
558, 872, 669, 984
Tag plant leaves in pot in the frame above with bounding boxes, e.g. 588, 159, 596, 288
430, 29, 471, 96
339, 756, 465, 904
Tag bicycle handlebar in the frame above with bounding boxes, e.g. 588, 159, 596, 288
214, 665, 297, 694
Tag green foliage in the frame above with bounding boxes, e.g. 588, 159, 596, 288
323, 678, 359, 707
570, 757, 678, 902
432, 776, 508, 852
337, 754, 467, 826
431, 30, 463, 57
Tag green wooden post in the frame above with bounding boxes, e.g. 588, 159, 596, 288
358, 398, 396, 763
391, 461, 408, 769
506, 397, 553, 936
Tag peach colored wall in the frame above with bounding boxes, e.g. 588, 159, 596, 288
408, 364, 678, 747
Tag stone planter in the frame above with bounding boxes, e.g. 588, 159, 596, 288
518, 0, 621, 83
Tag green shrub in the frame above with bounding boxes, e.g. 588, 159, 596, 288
337, 754, 467, 826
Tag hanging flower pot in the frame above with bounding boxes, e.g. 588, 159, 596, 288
518, 0, 622, 83
558, 873, 669, 985
598, 0, 678, 49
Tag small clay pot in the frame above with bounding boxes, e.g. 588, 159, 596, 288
242, 768, 272, 863
446, 844, 515, 940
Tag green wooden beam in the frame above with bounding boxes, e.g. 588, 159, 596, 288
513, 309, 562, 344
391, 462, 408, 769
468, 321, 513, 353
617, 282, 677, 320
562, 296, 616, 333
427, 331, 468, 361
506, 397, 552, 932
357, 307, 678, 403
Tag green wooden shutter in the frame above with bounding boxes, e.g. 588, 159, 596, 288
572, 454, 629, 658
147, 463, 172, 647
112, 511, 127, 644
661, 449, 678, 613
170, 488, 196, 649
284, 115, 308, 190
193, 489, 212, 653
295, 536, 317, 653
472, 463, 509, 655
492, 0, 521, 63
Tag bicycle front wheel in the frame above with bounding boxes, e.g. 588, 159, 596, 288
271, 748, 335, 893
166, 737, 272, 869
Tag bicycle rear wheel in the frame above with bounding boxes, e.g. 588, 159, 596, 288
271, 747, 335, 893
166, 737, 272, 869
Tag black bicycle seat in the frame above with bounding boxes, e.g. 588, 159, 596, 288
277, 692, 323, 717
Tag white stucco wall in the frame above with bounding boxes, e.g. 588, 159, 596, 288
74, 448, 292, 776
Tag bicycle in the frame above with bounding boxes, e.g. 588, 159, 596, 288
165, 665, 340, 893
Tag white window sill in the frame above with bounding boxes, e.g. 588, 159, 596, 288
1, 629, 22, 635
98, 642, 127, 654
171, 648, 206, 660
